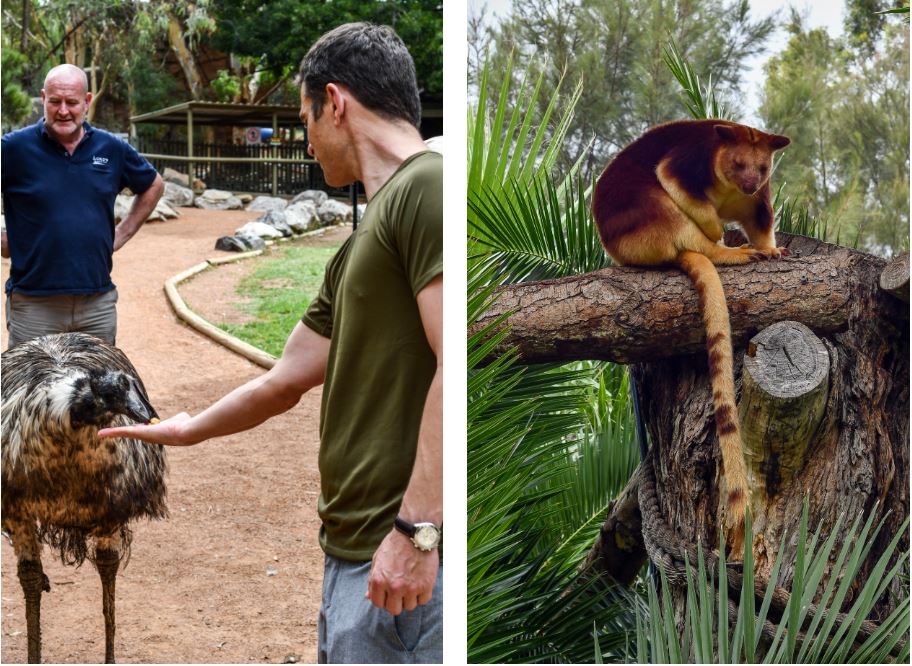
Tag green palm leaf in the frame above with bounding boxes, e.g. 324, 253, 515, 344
634, 503, 909, 663
468, 53, 645, 662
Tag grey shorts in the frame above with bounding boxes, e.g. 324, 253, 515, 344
5, 289, 118, 348
318, 554, 443, 664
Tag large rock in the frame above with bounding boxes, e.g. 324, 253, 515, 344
162, 181, 194, 207
114, 194, 179, 223
255, 210, 293, 237
200, 189, 234, 201
162, 167, 189, 187
247, 195, 287, 212
317, 198, 353, 225
148, 200, 180, 222
215, 233, 266, 252
160, 168, 207, 190
114, 194, 132, 222
291, 189, 329, 206
284, 200, 321, 233
236, 220, 284, 239
196, 189, 243, 210
237, 232, 267, 250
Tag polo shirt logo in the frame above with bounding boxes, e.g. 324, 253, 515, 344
92, 156, 109, 166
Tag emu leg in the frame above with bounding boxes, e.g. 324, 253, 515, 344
17, 559, 50, 664
95, 549, 120, 664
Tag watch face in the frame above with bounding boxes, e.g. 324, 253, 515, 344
413, 525, 439, 550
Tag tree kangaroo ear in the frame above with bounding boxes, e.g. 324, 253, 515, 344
768, 134, 791, 151
714, 124, 739, 143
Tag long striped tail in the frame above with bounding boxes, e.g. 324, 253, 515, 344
676, 250, 749, 556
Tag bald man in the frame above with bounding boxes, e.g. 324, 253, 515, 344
1, 64, 164, 348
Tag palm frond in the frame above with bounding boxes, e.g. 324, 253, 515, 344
662, 40, 730, 120
470, 174, 610, 284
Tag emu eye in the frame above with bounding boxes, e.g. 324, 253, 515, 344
734, 161, 746, 171
759, 165, 768, 174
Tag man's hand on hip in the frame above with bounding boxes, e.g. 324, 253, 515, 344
366, 528, 439, 616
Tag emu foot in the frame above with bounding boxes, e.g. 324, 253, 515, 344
17, 559, 50, 664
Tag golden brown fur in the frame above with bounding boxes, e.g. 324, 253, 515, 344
593, 119, 790, 555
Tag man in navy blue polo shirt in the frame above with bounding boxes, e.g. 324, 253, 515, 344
1, 63, 164, 348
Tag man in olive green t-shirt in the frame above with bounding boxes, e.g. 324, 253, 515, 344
101, 22, 443, 664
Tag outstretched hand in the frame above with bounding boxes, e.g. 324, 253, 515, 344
366, 529, 439, 616
98, 412, 194, 446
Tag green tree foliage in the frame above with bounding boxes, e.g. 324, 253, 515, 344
473, 0, 776, 180
211, 69, 243, 102
2, 39, 34, 131
0, 0, 199, 130
759, 8, 909, 255
3, 0, 442, 131
209, 0, 443, 102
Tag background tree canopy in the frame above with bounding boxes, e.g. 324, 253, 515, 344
210, 0, 443, 101
1, 0, 442, 131
470, 0, 909, 257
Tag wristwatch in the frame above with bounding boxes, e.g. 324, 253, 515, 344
393, 516, 442, 551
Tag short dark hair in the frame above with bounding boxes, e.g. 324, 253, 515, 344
298, 22, 421, 128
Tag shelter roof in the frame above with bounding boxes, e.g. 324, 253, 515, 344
130, 101, 302, 127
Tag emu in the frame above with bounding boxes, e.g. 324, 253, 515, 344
1, 332, 167, 663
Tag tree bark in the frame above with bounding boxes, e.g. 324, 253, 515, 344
167, 13, 205, 100
20, 0, 30, 53
503, 233, 908, 624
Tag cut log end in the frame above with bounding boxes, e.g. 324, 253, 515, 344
742, 321, 829, 399
879, 252, 909, 304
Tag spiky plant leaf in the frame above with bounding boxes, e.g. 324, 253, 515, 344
634, 503, 909, 664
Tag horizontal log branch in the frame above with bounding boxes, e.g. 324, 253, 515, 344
472, 253, 853, 365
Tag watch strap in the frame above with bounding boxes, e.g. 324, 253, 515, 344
394, 516, 417, 538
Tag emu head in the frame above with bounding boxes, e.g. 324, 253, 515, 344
69, 369, 158, 429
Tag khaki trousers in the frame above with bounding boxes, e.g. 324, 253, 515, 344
5, 289, 118, 348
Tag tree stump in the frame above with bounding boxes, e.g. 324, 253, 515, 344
738, 321, 831, 575
491, 233, 908, 628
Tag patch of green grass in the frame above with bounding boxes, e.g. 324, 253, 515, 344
219, 242, 341, 357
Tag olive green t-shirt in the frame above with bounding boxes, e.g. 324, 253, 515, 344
302, 151, 442, 560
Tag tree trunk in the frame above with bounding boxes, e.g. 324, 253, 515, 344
20, 0, 30, 53
496, 233, 908, 625
167, 13, 204, 100
86, 40, 107, 124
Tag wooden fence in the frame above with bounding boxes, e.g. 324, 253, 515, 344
134, 138, 344, 195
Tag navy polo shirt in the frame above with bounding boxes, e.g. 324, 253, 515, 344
1, 120, 158, 295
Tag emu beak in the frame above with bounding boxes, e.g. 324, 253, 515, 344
124, 377, 158, 423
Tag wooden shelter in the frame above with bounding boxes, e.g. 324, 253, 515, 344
130, 101, 313, 197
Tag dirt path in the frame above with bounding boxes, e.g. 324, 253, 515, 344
1, 208, 342, 664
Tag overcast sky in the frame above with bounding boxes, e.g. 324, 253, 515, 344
467, 0, 847, 123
